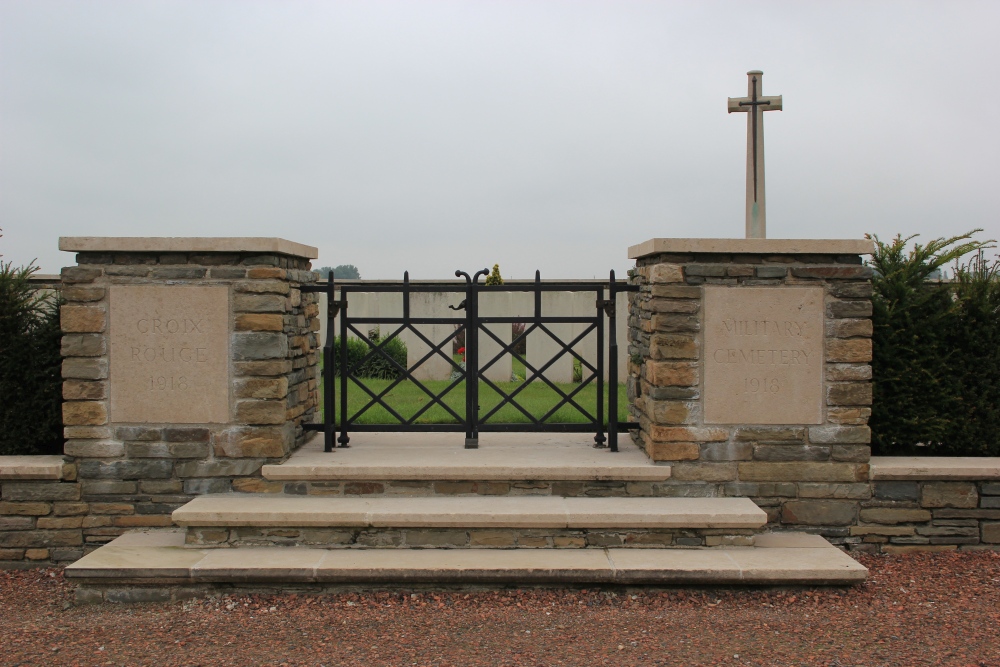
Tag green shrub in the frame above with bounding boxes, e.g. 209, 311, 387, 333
0, 261, 64, 455
869, 231, 999, 455
330, 328, 408, 379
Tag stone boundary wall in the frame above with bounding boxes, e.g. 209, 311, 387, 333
858, 458, 1000, 553
627, 249, 874, 548
0, 243, 319, 566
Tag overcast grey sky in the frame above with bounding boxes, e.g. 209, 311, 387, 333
1, 1, 997, 278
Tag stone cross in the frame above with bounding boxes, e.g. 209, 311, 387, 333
728, 70, 782, 239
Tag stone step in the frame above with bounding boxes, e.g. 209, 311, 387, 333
172, 495, 767, 530
65, 530, 868, 600
262, 433, 671, 482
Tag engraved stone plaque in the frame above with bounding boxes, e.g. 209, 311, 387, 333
110, 286, 230, 423
703, 286, 823, 424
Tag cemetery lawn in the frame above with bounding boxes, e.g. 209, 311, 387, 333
322, 378, 630, 425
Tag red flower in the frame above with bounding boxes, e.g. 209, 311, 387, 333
457, 347, 465, 355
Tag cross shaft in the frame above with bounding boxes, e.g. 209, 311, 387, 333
728, 70, 782, 239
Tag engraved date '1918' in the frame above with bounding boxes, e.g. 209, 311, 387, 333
745, 377, 780, 393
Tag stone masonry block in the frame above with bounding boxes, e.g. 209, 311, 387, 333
61, 305, 106, 332
650, 334, 699, 360
981, 483, 1000, 496
0, 530, 83, 549
875, 481, 920, 501
738, 462, 866, 483
62, 380, 107, 400
60, 266, 102, 283
235, 360, 294, 377
644, 361, 698, 387
752, 445, 830, 462
826, 319, 873, 338
174, 459, 264, 478
797, 483, 871, 500
235, 280, 289, 295
82, 481, 137, 495
64, 440, 124, 458
77, 460, 174, 480
782, 500, 857, 526
648, 400, 699, 425
827, 408, 872, 425
232, 332, 289, 360
826, 339, 872, 363
828, 300, 874, 318
648, 426, 728, 442
644, 442, 700, 461
62, 358, 108, 380
649, 264, 684, 284
700, 441, 753, 461
670, 463, 738, 482
648, 299, 699, 314
983, 523, 1000, 544
235, 314, 285, 332
162, 428, 211, 442
0, 502, 51, 516
827, 383, 872, 406
234, 294, 287, 313
650, 314, 700, 333
235, 377, 289, 400
214, 426, 293, 458
921, 483, 978, 509
830, 445, 870, 462
2, 484, 81, 502
61, 286, 105, 302
650, 285, 701, 299
62, 402, 108, 426
808, 426, 871, 444
826, 364, 872, 382
791, 266, 873, 280
859, 508, 932, 524
61, 334, 106, 357
734, 427, 805, 443
125, 442, 209, 459
235, 400, 287, 425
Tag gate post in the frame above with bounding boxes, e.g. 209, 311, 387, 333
58, 237, 320, 546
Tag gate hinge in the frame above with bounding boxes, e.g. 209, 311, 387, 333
596, 299, 616, 317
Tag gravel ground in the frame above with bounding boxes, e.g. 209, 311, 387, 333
2, 551, 999, 667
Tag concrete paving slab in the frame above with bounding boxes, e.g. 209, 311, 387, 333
607, 548, 742, 584
562, 497, 766, 529
193, 548, 326, 582
870, 457, 1000, 480
172, 495, 767, 530
65, 532, 206, 580
726, 547, 868, 584
315, 548, 615, 584
66, 531, 868, 586
263, 432, 670, 482
173, 495, 374, 527
0, 455, 65, 480
753, 532, 831, 549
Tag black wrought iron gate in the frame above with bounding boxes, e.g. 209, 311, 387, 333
301, 269, 638, 452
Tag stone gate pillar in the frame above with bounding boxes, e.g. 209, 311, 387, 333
58, 237, 319, 545
627, 238, 874, 537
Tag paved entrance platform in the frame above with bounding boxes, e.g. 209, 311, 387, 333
263, 432, 671, 482
66, 530, 867, 595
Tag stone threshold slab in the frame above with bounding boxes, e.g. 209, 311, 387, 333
264, 433, 671, 482
0, 455, 66, 480
65, 530, 867, 586
59, 236, 318, 259
870, 457, 1000, 481
172, 495, 767, 529
628, 238, 874, 259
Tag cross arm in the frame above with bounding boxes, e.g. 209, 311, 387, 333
727, 95, 783, 113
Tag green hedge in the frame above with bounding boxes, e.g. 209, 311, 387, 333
0, 262, 64, 456
870, 232, 1000, 456
330, 329, 408, 380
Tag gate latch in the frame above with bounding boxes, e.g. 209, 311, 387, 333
449, 299, 467, 311
596, 298, 616, 317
